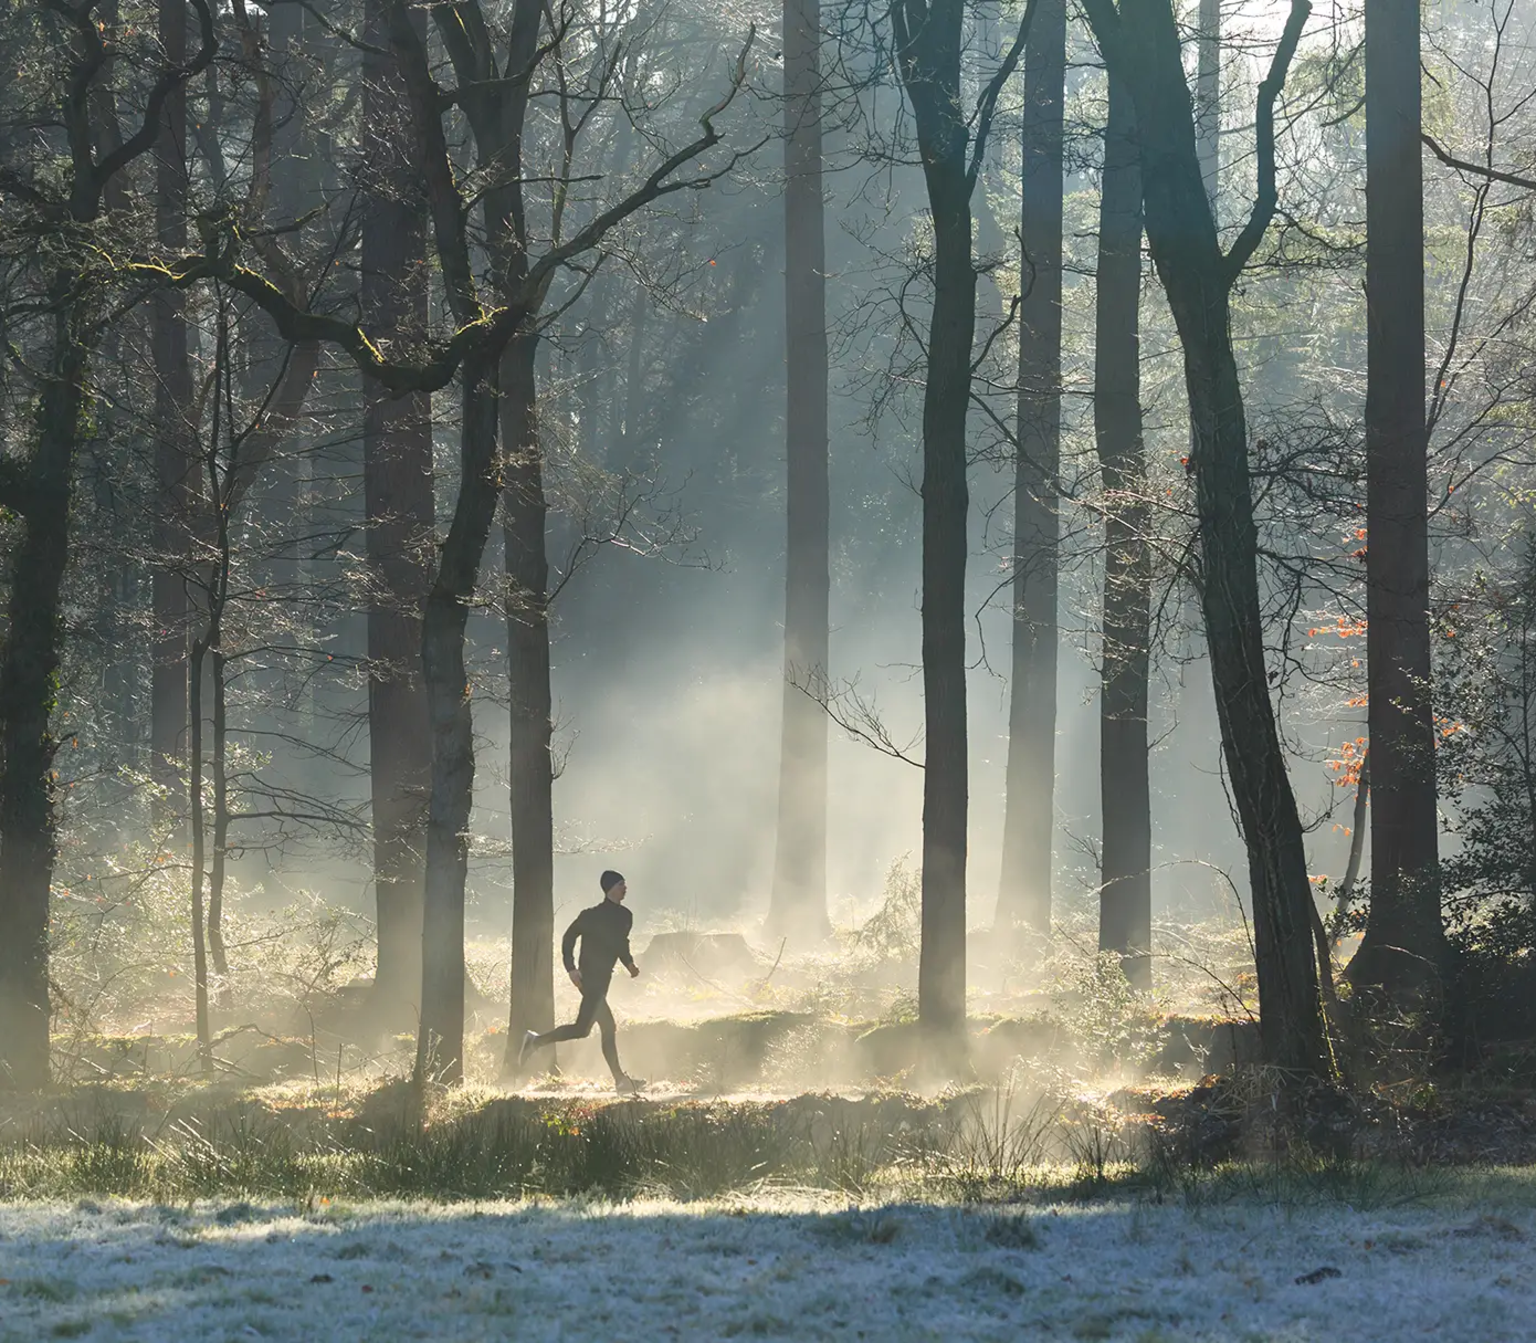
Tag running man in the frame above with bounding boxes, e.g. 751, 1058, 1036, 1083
518, 870, 645, 1096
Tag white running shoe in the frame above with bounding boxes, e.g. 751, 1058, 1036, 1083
517, 1029, 539, 1071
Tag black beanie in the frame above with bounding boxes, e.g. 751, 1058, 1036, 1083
600, 870, 625, 893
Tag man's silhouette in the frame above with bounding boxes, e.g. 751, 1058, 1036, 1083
518, 870, 645, 1095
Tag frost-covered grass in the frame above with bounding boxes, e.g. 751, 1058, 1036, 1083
1, 1189, 1533, 1341
4, 1080, 1535, 1337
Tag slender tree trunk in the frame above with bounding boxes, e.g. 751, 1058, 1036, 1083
416, 357, 503, 1085
502, 333, 558, 1061
362, 0, 433, 1024
1330, 749, 1369, 947
203, 630, 229, 989
1081, 0, 1327, 1075
261, 2, 322, 724
95, 418, 143, 819
1094, 72, 1153, 992
206, 335, 234, 1003
768, 0, 831, 945
192, 312, 235, 1020
997, 0, 1065, 947
1196, 0, 1220, 211
1353, 0, 1443, 1011
187, 627, 213, 1071
0, 303, 83, 1090
151, 0, 191, 814
210, 644, 230, 1002
892, 0, 1029, 1052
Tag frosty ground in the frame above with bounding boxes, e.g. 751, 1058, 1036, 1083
1, 1191, 1531, 1342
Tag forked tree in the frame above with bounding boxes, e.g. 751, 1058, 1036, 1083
888, 0, 1039, 1046
1077, 0, 1327, 1074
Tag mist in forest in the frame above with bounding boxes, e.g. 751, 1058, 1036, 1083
249, 387, 1258, 952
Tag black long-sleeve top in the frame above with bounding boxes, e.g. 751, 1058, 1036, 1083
561, 898, 636, 984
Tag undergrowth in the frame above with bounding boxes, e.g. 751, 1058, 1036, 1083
0, 1079, 1507, 1211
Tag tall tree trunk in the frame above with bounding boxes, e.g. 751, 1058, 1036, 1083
210, 643, 230, 1005
1081, 0, 1327, 1075
502, 333, 557, 1061
1094, 72, 1153, 992
893, 0, 1035, 1052
1352, 0, 1443, 1012
1196, 0, 1220, 211
0, 303, 83, 1090
918, 168, 973, 1044
190, 310, 235, 1021
261, 1, 321, 726
397, 0, 535, 1084
151, 0, 191, 816
187, 629, 213, 1070
1179, 276, 1324, 1076
891, 1, 979, 1045
416, 357, 503, 1085
205, 316, 235, 1010
767, 0, 831, 945
362, 0, 433, 1025
997, 0, 1064, 948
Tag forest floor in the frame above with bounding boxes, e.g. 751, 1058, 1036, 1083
4, 1057, 1536, 1339
18, 901, 1536, 1340
2, 1184, 1534, 1341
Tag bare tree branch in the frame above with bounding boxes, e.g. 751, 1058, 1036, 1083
1224, 0, 1312, 282
792, 670, 924, 768
1423, 132, 1536, 191
966, 0, 1040, 194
